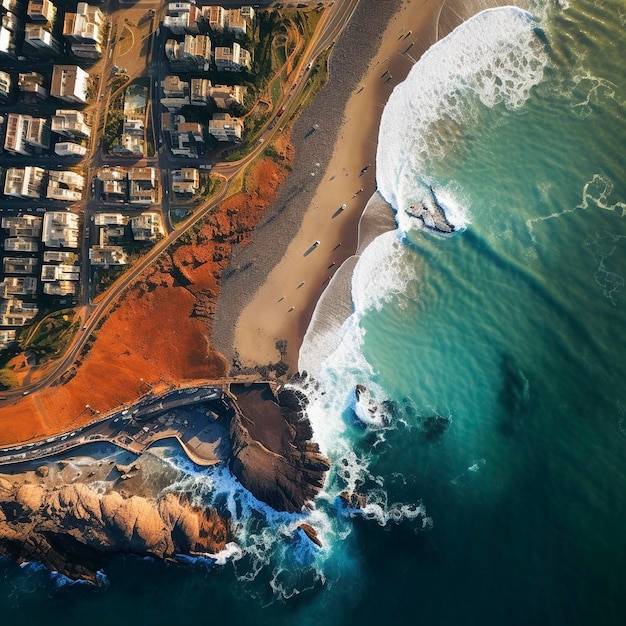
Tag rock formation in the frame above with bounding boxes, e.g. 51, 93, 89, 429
0, 479, 230, 584
228, 385, 330, 513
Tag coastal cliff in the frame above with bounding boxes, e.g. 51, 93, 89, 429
0, 479, 230, 584
229, 385, 330, 513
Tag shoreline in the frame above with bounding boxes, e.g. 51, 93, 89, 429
214, 0, 519, 374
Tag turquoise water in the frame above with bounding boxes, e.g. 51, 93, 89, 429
1, 1, 626, 623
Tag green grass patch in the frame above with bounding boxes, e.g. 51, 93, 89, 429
20, 308, 78, 362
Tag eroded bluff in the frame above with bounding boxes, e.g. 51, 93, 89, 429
0, 479, 230, 583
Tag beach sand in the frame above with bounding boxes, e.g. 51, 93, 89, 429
214, 0, 511, 373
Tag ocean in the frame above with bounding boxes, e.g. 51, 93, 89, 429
2, 0, 626, 623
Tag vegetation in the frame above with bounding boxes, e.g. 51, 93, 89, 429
19, 309, 79, 363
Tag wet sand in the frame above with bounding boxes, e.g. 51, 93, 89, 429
213, 0, 513, 373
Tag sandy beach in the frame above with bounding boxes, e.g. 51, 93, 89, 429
214, 0, 511, 372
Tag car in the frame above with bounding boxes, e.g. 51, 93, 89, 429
277, 107, 285, 116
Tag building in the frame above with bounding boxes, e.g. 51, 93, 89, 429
161, 75, 190, 110
94, 213, 127, 226
122, 118, 144, 135
54, 141, 88, 157
96, 166, 127, 202
190, 78, 211, 105
163, 114, 204, 158
172, 168, 200, 195
43, 280, 77, 296
3, 257, 39, 275
208, 112, 243, 142
50, 65, 89, 103
207, 5, 225, 31
51, 109, 91, 138
0, 69, 10, 100
0, 329, 16, 349
112, 133, 145, 157
182, 33, 211, 66
18, 72, 48, 100
27, 0, 57, 26
42, 211, 80, 248
4, 238, 38, 252
226, 9, 247, 36
43, 250, 76, 263
0, 298, 38, 326
89, 246, 127, 266
240, 6, 255, 21
163, 2, 199, 35
0, 276, 38, 296
47, 170, 85, 201
211, 83, 244, 110
4, 114, 51, 155
128, 168, 157, 205
3, 167, 45, 198
0, 26, 16, 58
214, 43, 251, 72
63, 2, 105, 58
25, 24, 59, 52
2, 215, 43, 238
130, 212, 164, 241
41, 264, 79, 282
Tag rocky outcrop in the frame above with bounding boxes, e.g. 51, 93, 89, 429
0, 481, 230, 584
298, 523, 322, 548
228, 385, 330, 513
405, 187, 456, 234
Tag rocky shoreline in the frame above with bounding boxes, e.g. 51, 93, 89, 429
0, 383, 329, 583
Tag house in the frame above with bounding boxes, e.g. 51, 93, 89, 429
163, 2, 199, 35
51, 109, 91, 138
89, 246, 127, 266
172, 168, 200, 195
18, 72, 48, 100
0, 69, 11, 100
128, 167, 158, 205
43, 250, 76, 263
27, 0, 56, 26
4, 238, 38, 252
63, 2, 105, 58
0, 298, 38, 326
208, 112, 243, 142
42, 211, 80, 248
3, 167, 45, 198
50, 65, 89, 103
54, 141, 88, 157
3, 257, 39, 275
47, 170, 85, 201
0, 276, 38, 296
161, 75, 190, 110
41, 264, 79, 282
25, 24, 60, 52
130, 212, 164, 241
2, 215, 43, 238
163, 115, 204, 158
94, 213, 127, 241
4, 114, 50, 155
214, 43, 251, 72
113, 133, 145, 157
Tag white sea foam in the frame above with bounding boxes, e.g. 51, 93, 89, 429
377, 7, 549, 234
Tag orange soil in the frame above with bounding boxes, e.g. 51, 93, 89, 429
0, 147, 293, 446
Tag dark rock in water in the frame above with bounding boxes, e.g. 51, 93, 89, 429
0, 482, 230, 584
298, 523, 322, 548
405, 187, 455, 234
228, 384, 330, 513
339, 491, 368, 510
421, 414, 451, 440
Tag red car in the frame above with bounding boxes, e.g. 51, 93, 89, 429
277, 107, 285, 116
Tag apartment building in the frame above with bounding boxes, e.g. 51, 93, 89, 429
128, 167, 158, 205
42, 211, 80, 248
46, 170, 85, 201
25, 23, 60, 52
163, 2, 199, 35
208, 112, 243, 142
161, 75, 190, 110
214, 43, 251, 72
172, 168, 200, 195
0, 276, 38, 296
2, 215, 43, 238
130, 213, 164, 241
0, 69, 10, 100
4, 113, 51, 155
4, 238, 38, 252
18, 72, 48, 100
27, 0, 57, 26
50, 65, 89, 104
63, 2, 105, 58
3, 257, 39, 275
3, 166, 45, 198
51, 109, 91, 138
0, 298, 38, 326
54, 141, 88, 157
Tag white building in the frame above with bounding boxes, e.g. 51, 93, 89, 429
50, 65, 89, 104
0, 298, 38, 327
42, 211, 80, 248
63, 2, 105, 58
2, 215, 43, 238
130, 212, 164, 241
4, 114, 50, 155
0, 69, 11, 100
208, 112, 243, 142
163, 2, 199, 35
3, 167, 45, 198
51, 109, 91, 138
54, 141, 88, 157
25, 24, 60, 52
47, 170, 85, 202
214, 43, 251, 72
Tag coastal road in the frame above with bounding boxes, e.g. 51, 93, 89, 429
0, 0, 363, 405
